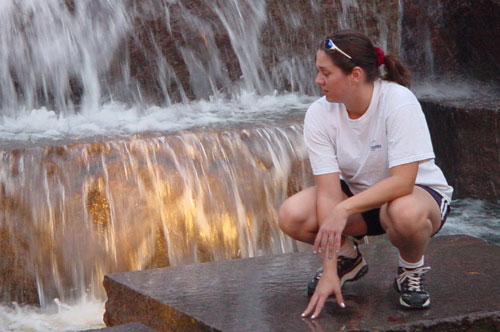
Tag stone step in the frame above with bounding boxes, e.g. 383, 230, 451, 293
82, 322, 157, 332
420, 97, 499, 203
103, 235, 499, 331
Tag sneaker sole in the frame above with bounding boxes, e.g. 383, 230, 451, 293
399, 297, 431, 309
307, 257, 368, 296
340, 257, 368, 288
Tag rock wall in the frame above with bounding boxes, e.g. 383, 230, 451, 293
127, 0, 401, 104
421, 99, 499, 203
401, 0, 500, 83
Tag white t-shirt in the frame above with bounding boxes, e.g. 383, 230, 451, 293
303, 79, 453, 202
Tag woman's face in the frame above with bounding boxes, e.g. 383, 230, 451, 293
314, 49, 352, 103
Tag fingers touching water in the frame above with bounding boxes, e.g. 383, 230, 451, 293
301, 268, 345, 319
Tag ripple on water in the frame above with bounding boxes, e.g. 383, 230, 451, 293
438, 199, 500, 246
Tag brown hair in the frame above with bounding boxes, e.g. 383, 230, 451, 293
321, 30, 411, 88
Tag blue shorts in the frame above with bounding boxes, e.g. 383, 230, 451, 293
340, 180, 451, 236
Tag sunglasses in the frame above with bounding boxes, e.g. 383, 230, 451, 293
323, 39, 356, 64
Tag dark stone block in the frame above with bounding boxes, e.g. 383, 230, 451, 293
401, 0, 500, 83
421, 98, 499, 203
103, 235, 500, 331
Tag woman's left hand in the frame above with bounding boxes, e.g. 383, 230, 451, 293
313, 205, 348, 259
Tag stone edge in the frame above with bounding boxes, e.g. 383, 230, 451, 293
374, 311, 500, 332
103, 275, 221, 332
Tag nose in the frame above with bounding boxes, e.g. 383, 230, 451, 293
314, 72, 324, 86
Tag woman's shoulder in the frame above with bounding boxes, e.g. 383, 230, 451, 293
306, 97, 340, 117
379, 79, 420, 106
305, 97, 342, 129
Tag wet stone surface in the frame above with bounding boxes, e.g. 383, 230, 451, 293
103, 235, 500, 331
83, 322, 157, 332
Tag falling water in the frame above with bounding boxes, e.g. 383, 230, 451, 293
0, 0, 131, 116
0, 0, 403, 120
1, 126, 311, 307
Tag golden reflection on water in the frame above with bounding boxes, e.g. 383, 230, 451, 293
0, 126, 312, 306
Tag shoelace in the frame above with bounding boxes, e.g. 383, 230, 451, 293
397, 266, 431, 291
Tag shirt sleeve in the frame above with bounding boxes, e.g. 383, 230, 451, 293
386, 102, 435, 168
303, 103, 340, 175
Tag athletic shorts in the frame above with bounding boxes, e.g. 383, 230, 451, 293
340, 180, 451, 236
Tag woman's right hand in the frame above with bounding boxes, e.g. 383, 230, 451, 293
313, 205, 349, 259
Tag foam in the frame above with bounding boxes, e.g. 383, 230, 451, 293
412, 79, 499, 102
0, 91, 315, 143
439, 199, 500, 246
0, 297, 104, 332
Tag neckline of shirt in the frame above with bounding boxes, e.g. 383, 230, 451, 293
342, 79, 381, 126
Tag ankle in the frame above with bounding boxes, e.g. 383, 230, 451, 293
398, 254, 424, 269
337, 237, 358, 258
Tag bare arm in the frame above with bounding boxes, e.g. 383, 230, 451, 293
315, 172, 343, 227
337, 161, 418, 217
302, 172, 346, 318
314, 161, 419, 256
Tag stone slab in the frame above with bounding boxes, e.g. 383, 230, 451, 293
82, 322, 158, 332
420, 98, 499, 203
103, 235, 499, 331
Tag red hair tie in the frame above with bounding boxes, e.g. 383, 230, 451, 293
374, 47, 385, 67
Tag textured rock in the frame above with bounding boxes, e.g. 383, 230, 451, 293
103, 235, 500, 331
0, 189, 40, 305
128, 0, 400, 104
401, 0, 500, 83
421, 97, 499, 203
82, 322, 158, 332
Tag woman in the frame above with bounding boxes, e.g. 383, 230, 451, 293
278, 30, 452, 319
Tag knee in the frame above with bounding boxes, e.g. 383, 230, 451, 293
278, 199, 303, 236
386, 198, 427, 237
278, 200, 294, 233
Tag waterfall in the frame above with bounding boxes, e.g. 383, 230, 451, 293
0, 0, 401, 118
0, 0, 404, 315
0, 0, 131, 116
0, 126, 313, 307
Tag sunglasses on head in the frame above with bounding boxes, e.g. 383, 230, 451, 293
323, 39, 357, 64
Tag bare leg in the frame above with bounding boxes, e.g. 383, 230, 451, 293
278, 186, 368, 244
380, 186, 442, 263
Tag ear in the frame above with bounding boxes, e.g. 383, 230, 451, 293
351, 66, 364, 84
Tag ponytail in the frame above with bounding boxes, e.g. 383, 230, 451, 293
382, 54, 411, 88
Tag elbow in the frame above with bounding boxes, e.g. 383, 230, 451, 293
397, 179, 416, 197
389, 161, 419, 198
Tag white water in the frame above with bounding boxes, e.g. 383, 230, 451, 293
412, 80, 500, 104
0, 297, 105, 332
439, 199, 500, 246
0, 91, 315, 144
3, 79, 498, 146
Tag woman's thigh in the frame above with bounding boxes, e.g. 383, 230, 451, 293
379, 185, 442, 234
279, 186, 318, 233
280, 186, 367, 236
